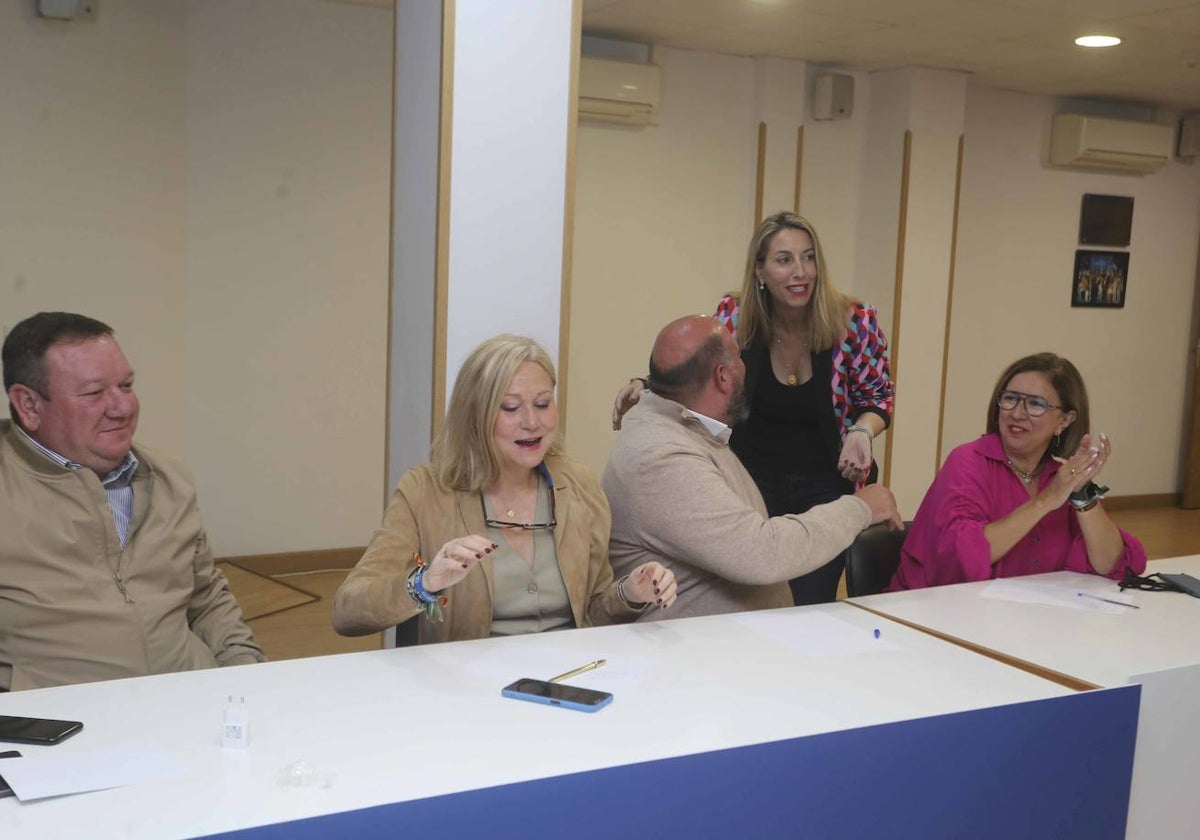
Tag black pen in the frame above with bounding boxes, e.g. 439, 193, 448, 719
1077, 592, 1140, 609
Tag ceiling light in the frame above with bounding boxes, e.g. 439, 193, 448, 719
1075, 35, 1122, 48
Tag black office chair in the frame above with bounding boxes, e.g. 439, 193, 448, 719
844, 522, 911, 597
392, 616, 420, 647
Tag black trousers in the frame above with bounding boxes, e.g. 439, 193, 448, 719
753, 468, 853, 606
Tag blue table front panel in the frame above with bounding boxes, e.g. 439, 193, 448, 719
208, 685, 1139, 840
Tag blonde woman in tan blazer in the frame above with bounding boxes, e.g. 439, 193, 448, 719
333, 335, 676, 643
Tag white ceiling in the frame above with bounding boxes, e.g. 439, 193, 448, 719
582, 0, 1200, 111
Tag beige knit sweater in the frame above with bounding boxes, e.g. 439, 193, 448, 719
602, 392, 873, 620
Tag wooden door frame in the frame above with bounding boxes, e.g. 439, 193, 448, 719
1182, 244, 1200, 508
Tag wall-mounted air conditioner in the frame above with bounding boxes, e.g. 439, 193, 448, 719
1049, 114, 1174, 174
579, 57, 660, 126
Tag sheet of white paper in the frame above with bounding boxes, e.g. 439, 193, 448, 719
729, 610, 898, 656
1, 744, 184, 801
980, 577, 1137, 614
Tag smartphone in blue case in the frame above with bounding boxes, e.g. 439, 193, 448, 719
501, 678, 613, 713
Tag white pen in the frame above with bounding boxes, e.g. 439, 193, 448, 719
1077, 592, 1139, 609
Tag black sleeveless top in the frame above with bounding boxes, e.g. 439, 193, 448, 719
730, 342, 851, 517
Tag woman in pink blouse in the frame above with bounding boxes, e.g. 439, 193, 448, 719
889, 353, 1146, 590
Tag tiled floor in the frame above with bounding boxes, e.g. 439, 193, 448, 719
219, 564, 380, 662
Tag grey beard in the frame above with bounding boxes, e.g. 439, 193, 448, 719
726, 386, 750, 426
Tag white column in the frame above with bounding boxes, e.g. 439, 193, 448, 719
445, 0, 575, 388
389, 0, 577, 490
389, 0, 442, 491
857, 67, 968, 514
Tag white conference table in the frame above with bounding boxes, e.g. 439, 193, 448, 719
850, 554, 1200, 840
850, 555, 1200, 688
0, 602, 1133, 840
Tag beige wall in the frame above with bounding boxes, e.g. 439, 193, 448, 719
569, 52, 889, 479
182, 0, 391, 555
568, 47, 758, 472
946, 85, 1200, 495
569, 51, 1200, 504
876, 68, 968, 512
7, 10, 1197, 558
0, 0, 188, 452
2, 0, 392, 556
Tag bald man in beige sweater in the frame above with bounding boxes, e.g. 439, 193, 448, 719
603, 316, 903, 620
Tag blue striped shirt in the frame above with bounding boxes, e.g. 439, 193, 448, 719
15, 425, 139, 548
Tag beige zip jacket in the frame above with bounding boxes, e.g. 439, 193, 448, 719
0, 421, 264, 691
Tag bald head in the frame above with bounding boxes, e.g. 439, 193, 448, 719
647, 316, 743, 419
651, 316, 726, 373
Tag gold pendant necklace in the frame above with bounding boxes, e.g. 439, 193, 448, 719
1006, 457, 1041, 485
775, 334, 809, 387
491, 479, 539, 522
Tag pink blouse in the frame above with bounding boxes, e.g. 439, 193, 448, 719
889, 433, 1147, 590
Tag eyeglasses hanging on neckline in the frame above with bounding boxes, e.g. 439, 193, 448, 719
480, 490, 557, 531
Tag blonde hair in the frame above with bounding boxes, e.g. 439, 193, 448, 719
432, 334, 561, 492
735, 211, 852, 351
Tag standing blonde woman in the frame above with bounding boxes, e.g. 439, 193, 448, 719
613, 212, 895, 605
334, 335, 676, 642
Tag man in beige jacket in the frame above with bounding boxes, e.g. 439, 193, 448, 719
603, 315, 903, 620
1, 312, 264, 691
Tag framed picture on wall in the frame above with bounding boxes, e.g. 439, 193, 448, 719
1071, 250, 1128, 308
1079, 194, 1134, 247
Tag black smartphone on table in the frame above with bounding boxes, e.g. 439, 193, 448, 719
501, 678, 613, 712
0, 749, 20, 799
1158, 572, 1200, 598
0, 714, 83, 745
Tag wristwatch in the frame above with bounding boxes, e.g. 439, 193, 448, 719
1069, 481, 1109, 512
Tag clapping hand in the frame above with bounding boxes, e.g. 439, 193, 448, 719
1045, 433, 1110, 508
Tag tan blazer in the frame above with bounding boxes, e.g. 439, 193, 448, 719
332, 454, 635, 642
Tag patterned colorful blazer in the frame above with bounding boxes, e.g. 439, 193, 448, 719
714, 295, 895, 477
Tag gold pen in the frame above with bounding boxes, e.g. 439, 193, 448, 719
549, 658, 606, 683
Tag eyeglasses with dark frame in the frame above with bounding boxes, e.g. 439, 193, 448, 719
1119, 569, 1184, 593
480, 490, 557, 531
996, 390, 1064, 418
